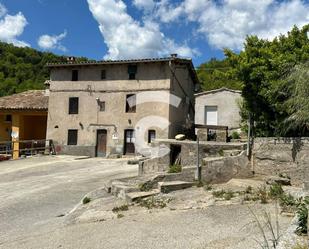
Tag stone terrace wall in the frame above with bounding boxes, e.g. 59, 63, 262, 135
253, 137, 309, 186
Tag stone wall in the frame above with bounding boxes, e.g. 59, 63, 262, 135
253, 137, 309, 186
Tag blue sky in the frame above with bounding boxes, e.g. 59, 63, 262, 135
0, 0, 308, 66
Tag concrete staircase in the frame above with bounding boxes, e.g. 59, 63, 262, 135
106, 175, 194, 203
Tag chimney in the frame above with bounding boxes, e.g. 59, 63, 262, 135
170, 53, 178, 58
67, 56, 76, 63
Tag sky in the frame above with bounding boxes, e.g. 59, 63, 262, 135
0, 0, 308, 66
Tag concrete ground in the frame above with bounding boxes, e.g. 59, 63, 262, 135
0, 155, 138, 247
0, 157, 293, 249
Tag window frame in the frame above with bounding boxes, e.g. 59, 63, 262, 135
72, 70, 79, 81
69, 97, 79, 114
101, 69, 106, 80
125, 94, 136, 113
67, 129, 78, 145
128, 65, 137, 80
148, 130, 156, 144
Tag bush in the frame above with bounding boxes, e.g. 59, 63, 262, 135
82, 197, 91, 204
168, 164, 182, 173
269, 183, 284, 199
296, 197, 309, 235
231, 131, 240, 139
257, 186, 269, 204
112, 205, 129, 213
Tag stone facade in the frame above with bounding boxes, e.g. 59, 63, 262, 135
46, 58, 198, 157
253, 137, 309, 187
195, 88, 242, 130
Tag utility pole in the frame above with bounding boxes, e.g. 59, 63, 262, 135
196, 136, 201, 182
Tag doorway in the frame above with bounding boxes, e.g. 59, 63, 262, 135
124, 129, 135, 155
96, 129, 107, 157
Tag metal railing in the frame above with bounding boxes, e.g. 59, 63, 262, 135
0, 139, 55, 158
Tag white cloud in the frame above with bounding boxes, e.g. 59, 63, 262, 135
87, 0, 197, 59
133, 0, 155, 11
0, 4, 29, 47
0, 3, 7, 17
153, 0, 309, 50
38, 31, 67, 51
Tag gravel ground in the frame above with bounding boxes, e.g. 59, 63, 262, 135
1, 203, 292, 249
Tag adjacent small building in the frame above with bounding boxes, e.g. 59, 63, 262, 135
46, 56, 199, 157
0, 90, 48, 159
195, 88, 242, 130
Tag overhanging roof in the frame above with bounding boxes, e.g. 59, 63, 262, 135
195, 87, 241, 97
0, 90, 48, 111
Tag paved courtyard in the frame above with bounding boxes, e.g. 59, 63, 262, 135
0, 155, 138, 246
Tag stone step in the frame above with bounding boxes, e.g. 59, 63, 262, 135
125, 189, 160, 203
158, 181, 194, 193
223, 150, 242, 157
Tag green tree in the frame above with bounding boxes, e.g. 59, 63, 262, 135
0, 41, 88, 97
225, 24, 309, 136
196, 58, 243, 91
283, 63, 309, 135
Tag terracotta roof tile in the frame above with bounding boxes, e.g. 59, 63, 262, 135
0, 90, 48, 111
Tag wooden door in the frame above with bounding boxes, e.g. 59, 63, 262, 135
124, 129, 135, 155
96, 130, 107, 157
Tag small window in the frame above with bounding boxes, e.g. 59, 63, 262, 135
69, 97, 79, 114
128, 65, 137, 80
126, 94, 136, 113
67, 129, 78, 145
99, 101, 105, 112
101, 70, 106, 80
148, 130, 156, 143
72, 70, 79, 81
5, 115, 12, 122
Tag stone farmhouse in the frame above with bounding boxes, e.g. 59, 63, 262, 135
45, 56, 199, 157
195, 88, 242, 130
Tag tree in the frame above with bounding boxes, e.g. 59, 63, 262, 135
283, 63, 309, 135
225, 24, 309, 136
196, 58, 243, 91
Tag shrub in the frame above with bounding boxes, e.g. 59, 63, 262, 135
231, 131, 240, 139
117, 213, 124, 219
82, 197, 91, 204
257, 186, 269, 204
212, 189, 226, 198
224, 190, 235, 200
269, 183, 284, 199
245, 186, 253, 194
112, 205, 129, 213
218, 149, 224, 157
296, 197, 309, 235
168, 164, 182, 173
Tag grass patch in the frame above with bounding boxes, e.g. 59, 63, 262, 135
168, 164, 182, 173
212, 189, 235, 200
112, 204, 129, 213
137, 196, 171, 209
117, 213, 124, 219
138, 182, 153, 192
292, 243, 308, 249
82, 197, 91, 204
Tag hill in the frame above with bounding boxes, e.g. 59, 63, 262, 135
0, 42, 87, 97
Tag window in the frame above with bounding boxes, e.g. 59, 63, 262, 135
99, 101, 105, 112
69, 97, 79, 114
101, 70, 106, 80
72, 70, 79, 81
5, 115, 12, 122
67, 129, 78, 145
128, 65, 137, 80
125, 94, 136, 113
148, 130, 156, 143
